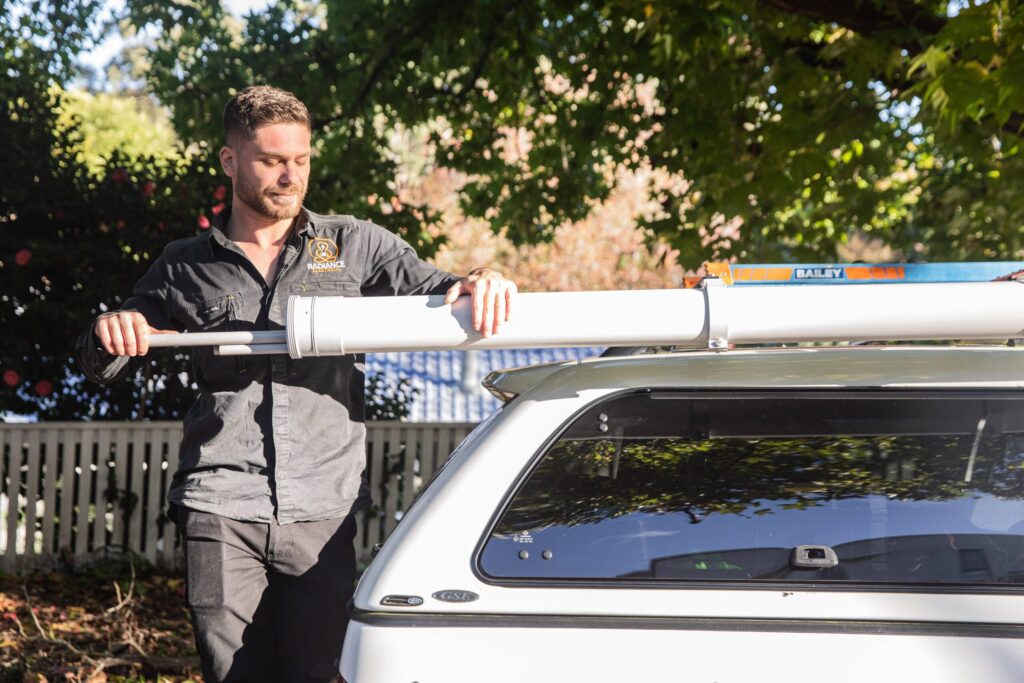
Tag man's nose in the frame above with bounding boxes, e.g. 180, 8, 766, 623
278, 162, 301, 185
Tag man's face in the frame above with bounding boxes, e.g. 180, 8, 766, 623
221, 122, 312, 220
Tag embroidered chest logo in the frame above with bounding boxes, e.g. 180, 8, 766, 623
307, 237, 345, 273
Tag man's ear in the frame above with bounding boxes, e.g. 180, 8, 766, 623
219, 145, 235, 178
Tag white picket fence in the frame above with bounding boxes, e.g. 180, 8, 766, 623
0, 421, 474, 574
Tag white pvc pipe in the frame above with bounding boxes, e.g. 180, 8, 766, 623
285, 289, 708, 357
140, 282, 1024, 358
717, 281, 1024, 343
214, 343, 290, 356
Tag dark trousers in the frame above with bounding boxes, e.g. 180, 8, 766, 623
180, 508, 358, 683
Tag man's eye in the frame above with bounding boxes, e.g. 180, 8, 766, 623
261, 159, 277, 166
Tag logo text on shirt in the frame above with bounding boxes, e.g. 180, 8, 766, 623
308, 237, 345, 273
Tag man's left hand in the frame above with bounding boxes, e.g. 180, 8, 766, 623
444, 268, 517, 337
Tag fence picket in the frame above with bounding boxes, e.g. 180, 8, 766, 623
161, 428, 181, 566
92, 428, 111, 555
0, 429, 5, 556
2, 430, 17, 572
445, 426, 460, 469
22, 431, 42, 562
110, 428, 129, 555
128, 427, 147, 555
401, 425, 417, 509
144, 429, 165, 564
41, 429, 58, 561
57, 428, 76, 555
73, 428, 94, 559
426, 426, 441, 479
362, 425, 383, 555
382, 424, 402, 535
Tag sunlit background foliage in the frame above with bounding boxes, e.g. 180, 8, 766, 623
3, 0, 1023, 419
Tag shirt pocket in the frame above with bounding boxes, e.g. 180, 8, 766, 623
189, 292, 243, 331
289, 280, 360, 296
187, 292, 248, 378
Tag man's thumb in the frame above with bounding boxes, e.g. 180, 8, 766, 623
444, 281, 464, 304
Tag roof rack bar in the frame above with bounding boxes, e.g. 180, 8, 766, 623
141, 279, 1024, 358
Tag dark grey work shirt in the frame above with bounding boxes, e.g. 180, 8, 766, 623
77, 208, 460, 524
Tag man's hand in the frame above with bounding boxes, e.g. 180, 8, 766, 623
444, 268, 517, 337
94, 311, 171, 356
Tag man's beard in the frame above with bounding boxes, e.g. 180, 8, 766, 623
235, 173, 306, 220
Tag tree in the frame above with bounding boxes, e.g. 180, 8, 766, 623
124, 0, 1024, 264
0, 2, 232, 420
7, 1, 1023, 420
57, 88, 179, 175
0, 3, 426, 421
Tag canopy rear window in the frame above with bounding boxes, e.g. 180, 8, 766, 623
480, 391, 1024, 587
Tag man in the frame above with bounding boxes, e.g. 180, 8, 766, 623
77, 85, 516, 682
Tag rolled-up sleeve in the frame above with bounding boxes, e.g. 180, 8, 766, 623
76, 250, 178, 385
359, 222, 461, 296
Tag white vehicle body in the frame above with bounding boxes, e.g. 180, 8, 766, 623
342, 346, 1024, 683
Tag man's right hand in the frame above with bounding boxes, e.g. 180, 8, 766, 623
94, 311, 170, 356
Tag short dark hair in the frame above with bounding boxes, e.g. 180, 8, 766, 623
223, 85, 311, 144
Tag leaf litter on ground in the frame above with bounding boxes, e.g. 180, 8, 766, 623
0, 558, 199, 682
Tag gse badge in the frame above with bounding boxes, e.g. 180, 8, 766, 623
432, 589, 480, 603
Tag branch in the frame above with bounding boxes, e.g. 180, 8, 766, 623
22, 583, 90, 659
312, 8, 438, 130
19, 578, 199, 677
760, 0, 945, 45
106, 553, 136, 614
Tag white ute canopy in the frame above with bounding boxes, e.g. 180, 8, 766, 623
146, 261, 1024, 358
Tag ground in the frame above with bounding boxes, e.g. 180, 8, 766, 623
0, 559, 199, 682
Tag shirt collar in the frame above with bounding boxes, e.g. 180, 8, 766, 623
208, 206, 315, 249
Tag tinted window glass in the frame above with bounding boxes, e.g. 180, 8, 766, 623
480, 392, 1024, 586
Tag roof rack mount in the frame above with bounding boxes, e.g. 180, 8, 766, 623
144, 279, 1024, 358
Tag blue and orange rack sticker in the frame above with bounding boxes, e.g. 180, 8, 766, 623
700, 262, 1024, 286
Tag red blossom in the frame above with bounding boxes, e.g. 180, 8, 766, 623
110, 167, 129, 183
141, 181, 156, 197
157, 221, 166, 231
211, 202, 226, 216
197, 215, 211, 230
212, 184, 227, 201
3, 370, 19, 387
54, 209, 65, 221
116, 220, 126, 230
35, 380, 53, 397
15, 249, 31, 266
